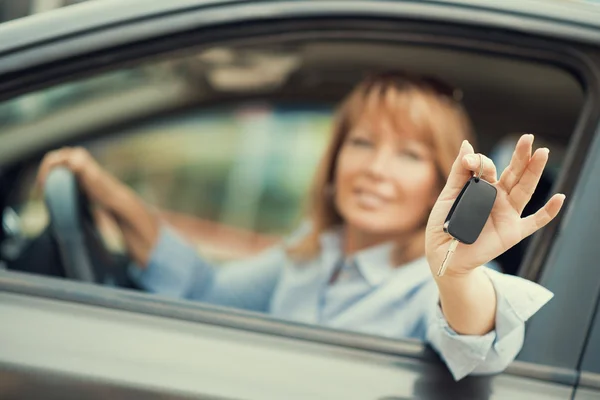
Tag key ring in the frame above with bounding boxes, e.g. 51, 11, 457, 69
474, 154, 484, 180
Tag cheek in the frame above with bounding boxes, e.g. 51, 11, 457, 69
334, 149, 365, 215
400, 171, 435, 194
392, 166, 439, 210
334, 148, 363, 188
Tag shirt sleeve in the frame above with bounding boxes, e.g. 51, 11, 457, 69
128, 225, 286, 312
426, 267, 554, 381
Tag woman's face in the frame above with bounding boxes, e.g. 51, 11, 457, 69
334, 114, 440, 237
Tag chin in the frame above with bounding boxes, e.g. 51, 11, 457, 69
343, 208, 400, 234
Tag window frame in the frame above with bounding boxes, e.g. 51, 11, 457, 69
578, 291, 600, 391
0, 2, 599, 387
575, 127, 600, 391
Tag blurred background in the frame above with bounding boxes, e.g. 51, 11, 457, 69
0, 0, 85, 22
0, 54, 334, 262
0, 0, 586, 271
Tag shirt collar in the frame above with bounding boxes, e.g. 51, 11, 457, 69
318, 227, 344, 279
319, 227, 432, 287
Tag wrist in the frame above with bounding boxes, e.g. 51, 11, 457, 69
427, 253, 478, 282
435, 267, 497, 335
434, 266, 480, 290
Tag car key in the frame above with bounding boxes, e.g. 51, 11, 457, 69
437, 154, 497, 276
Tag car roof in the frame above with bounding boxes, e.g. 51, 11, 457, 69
0, 0, 599, 57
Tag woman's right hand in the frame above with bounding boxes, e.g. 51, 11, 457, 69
37, 147, 161, 267
37, 147, 114, 211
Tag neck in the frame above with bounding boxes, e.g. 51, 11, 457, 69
343, 225, 407, 256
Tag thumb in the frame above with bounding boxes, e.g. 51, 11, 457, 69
440, 140, 475, 198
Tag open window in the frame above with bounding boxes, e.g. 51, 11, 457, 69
0, 39, 584, 280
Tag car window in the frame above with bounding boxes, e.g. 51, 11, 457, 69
6, 102, 332, 263
0, 69, 151, 128
92, 104, 331, 261
0, 48, 330, 262
0, 40, 586, 349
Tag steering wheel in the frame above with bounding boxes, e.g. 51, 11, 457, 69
44, 167, 102, 282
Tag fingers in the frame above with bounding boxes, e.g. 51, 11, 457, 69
509, 147, 550, 214
461, 153, 498, 183
37, 148, 69, 189
36, 147, 89, 189
441, 140, 475, 196
440, 140, 500, 203
498, 134, 533, 192
521, 193, 566, 238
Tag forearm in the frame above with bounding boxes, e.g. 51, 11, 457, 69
434, 267, 497, 335
85, 168, 160, 267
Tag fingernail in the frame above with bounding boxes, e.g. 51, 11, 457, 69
536, 147, 549, 157
464, 154, 476, 167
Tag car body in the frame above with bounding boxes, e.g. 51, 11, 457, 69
0, 1, 600, 399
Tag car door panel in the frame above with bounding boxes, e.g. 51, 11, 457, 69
0, 287, 574, 400
519, 120, 600, 368
0, 364, 210, 400
573, 388, 600, 400
575, 271, 600, 399
580, 290, 600, 376
0, 290, 439, 400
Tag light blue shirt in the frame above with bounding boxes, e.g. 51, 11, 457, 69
130, 225, 553, 381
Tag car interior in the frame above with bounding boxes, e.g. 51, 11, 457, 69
0, 38, 585, 290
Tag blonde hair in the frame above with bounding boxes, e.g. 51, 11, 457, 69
287, 71, 475, 265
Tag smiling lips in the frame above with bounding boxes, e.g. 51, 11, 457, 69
354, 189, 393, 209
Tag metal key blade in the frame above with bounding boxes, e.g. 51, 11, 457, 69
437, 239, 459, 277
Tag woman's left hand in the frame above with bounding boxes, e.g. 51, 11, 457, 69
425, 134, 566, 277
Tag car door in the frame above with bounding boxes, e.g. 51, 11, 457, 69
1, 1, 600, 399
516, 106, 600, 398
575, 295, 600, 399
569, 121, 600, 400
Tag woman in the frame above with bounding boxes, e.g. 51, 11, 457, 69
37, 71, 565, 380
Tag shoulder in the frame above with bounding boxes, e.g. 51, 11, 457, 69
283, 220, 314, 246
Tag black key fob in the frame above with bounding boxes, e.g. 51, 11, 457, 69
443, 177, 497, 245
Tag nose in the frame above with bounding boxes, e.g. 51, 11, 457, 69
366, 147, 393, 179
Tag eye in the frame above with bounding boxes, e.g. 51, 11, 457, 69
348, 137, 373, 147
397, 148, 422, 161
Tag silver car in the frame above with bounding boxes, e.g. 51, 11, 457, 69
0, 1, 599, 399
